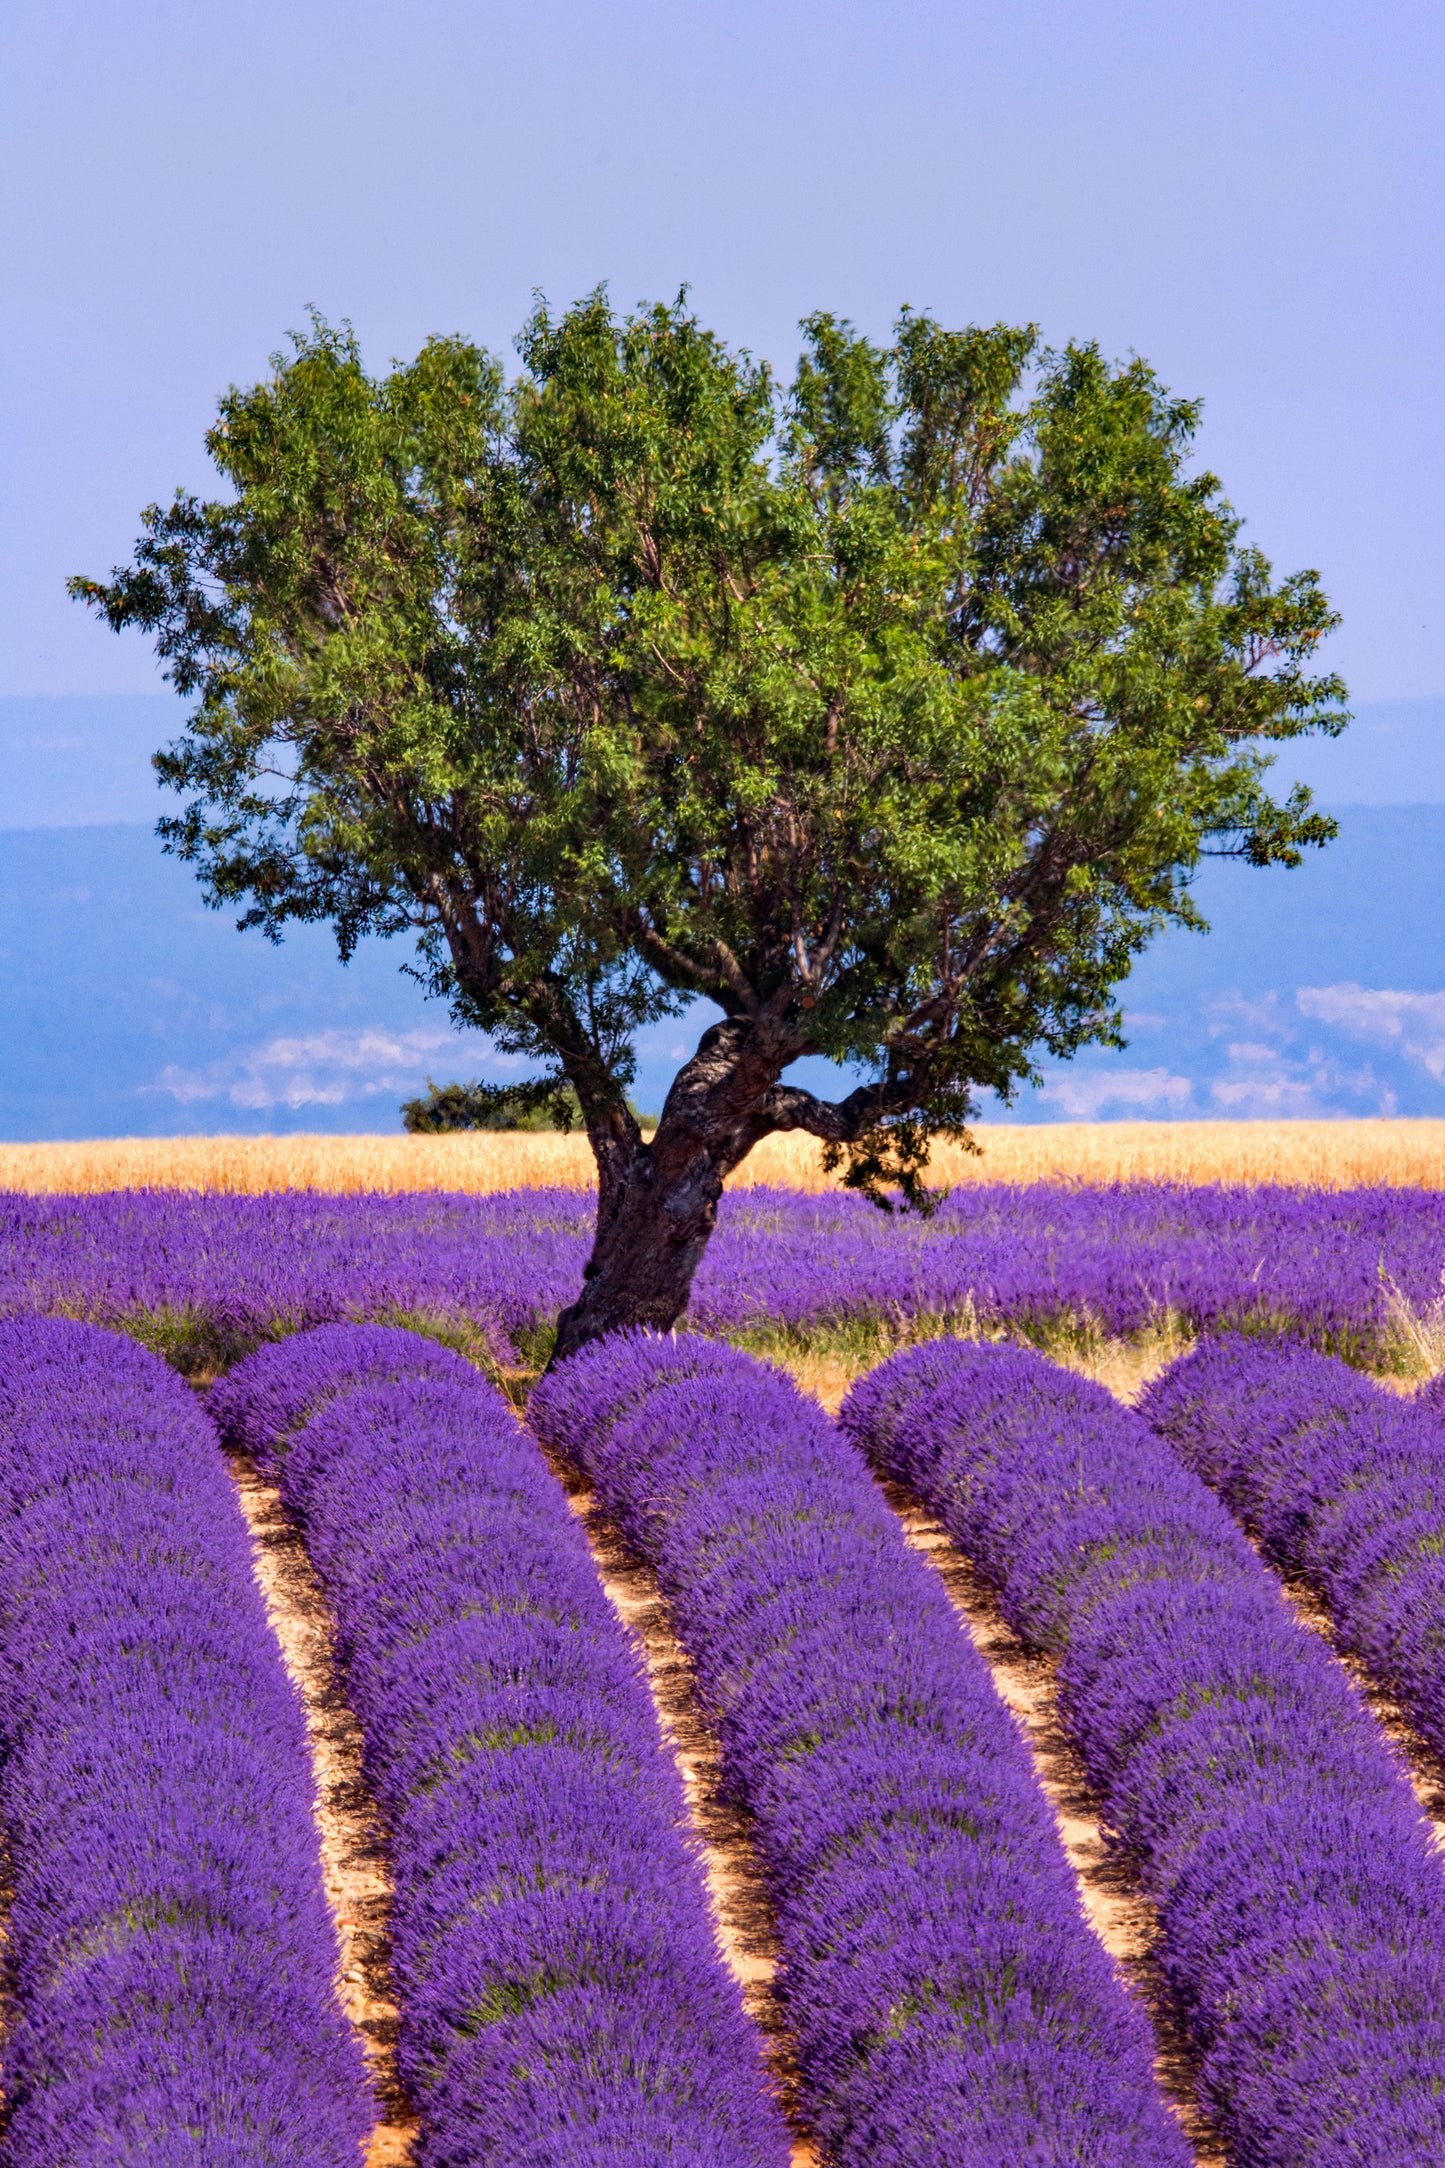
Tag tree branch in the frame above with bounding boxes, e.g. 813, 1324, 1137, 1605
755, 1078, 899, 1143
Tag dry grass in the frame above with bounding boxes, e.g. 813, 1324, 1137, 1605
755, 1312, 1198, 1418
7, 1118, 1445, 1196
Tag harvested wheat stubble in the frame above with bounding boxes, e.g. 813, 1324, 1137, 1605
226, 1454, 417, 2166
879, 1479, 1225, 2168
9, 1115, 1445, 1194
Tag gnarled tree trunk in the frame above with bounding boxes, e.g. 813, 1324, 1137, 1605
549, 1017, 865, 1367
549, 1138, 729, 1364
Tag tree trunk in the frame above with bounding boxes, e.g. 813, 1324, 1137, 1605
548, 1132, 730, 1365
548, 1016, 810, 1367
545, 1015, 890, 1368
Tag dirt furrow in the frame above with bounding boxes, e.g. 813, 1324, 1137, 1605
226, 1455, 417, 2168
878, 1477, 1228, 2168
549, 1465, 818, 2168
1241, 1549, 1445, 1850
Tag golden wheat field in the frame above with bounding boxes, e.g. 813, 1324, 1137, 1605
5, 1118, 1445, 1194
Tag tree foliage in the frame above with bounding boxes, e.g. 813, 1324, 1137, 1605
400, 1078, 584, 1133
400, 1078, 655, 1133
74, 293, 1346, 1344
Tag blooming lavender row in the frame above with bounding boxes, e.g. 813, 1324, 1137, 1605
530, 1332, 1188, 2168
843, 1339, 1445, 2164
1141, 1337, 1445, 1768
7, 1179, 1445, 1359
0, 1318, 372, 2165
211, 1324, 790, 2168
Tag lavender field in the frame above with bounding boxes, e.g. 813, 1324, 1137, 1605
7, 1186, 1445, 2163
7, 1179, 1445, 1375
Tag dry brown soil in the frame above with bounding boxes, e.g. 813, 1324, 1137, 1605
226, 1456, 418, 2168
546, 1459, 820, 2168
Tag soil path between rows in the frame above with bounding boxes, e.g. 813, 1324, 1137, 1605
875, 1476, 1228, 2168
1241, 1544, 1445, 1849
543, 1454, 820, 2168
226, 1455, 417, 2168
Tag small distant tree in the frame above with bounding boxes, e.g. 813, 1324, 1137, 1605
400, 1077, 653, 1133
400, 1078, 583, 1133
74, 296, 1346, 1362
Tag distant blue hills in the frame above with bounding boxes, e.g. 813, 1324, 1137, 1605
2, 694, 1444, 1140
1014, 803, 1445, 1122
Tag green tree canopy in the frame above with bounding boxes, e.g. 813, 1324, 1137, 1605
74, 294, 1346, 1358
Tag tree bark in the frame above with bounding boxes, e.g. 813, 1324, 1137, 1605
547, 1016, 890, 1367
549, 1017, 771, 1365
548, 1132, 729, 1364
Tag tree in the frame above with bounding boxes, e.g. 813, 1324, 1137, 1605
400, 1078, 583, 1133
400, 1077, 653, 1132
73, 295, 1346, 1362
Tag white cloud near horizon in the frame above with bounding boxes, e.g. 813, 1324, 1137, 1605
147, 983, 1445, 1122
1297, 984, 1445, 1081
151, 1024, 498, 1110
1032, 1066, 1195, 1119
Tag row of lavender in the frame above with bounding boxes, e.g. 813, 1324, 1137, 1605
844, 1342, 1445, 2163
1142, 1342, 1445, 1785
530, 1337, 1187, 2166
0, 1320, 373, 2164
12, 1312, 1445, 2160
7, 1180, 1445, 1360
211, 1327, 788, 2167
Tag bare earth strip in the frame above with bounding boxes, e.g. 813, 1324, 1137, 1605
877, 1477, 1228, 2168
542, 1456, 819, 2168
226, 1455, 418, 2168
1244, 1552, 1445, 1851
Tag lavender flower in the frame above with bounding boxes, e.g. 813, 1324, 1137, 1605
0, 1317, 372, 2165
7, 1180, 1445, 1362
214, 1324, 789, 2168
844, 1339, 1445, 2164
531, 1331, 1188, 2168
1142, 1337, 1445, 1767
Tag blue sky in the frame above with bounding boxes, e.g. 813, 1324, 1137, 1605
2, 0, 1442, 1136
3, 0, 1441, 706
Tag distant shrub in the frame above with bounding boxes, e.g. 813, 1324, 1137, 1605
402, 1078, 656, 1133
401, 1079, 580, 1133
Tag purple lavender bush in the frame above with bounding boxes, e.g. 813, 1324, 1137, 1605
9, 1180, 1445, 1365
530, 1332, 1189, 2168
1141, 1338, 1445, 1767
0, 1317, 372, 2165
843, 1339, 1445, 2164
212, 1324, 790, 2168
